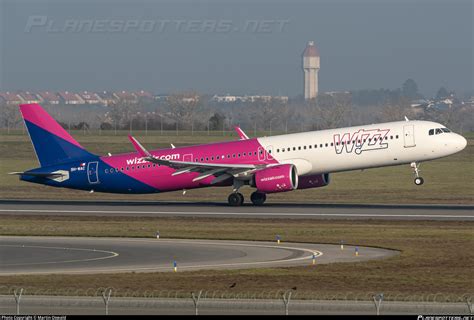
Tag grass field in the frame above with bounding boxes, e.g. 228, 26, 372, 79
0, 215, 472, 300
0, 131, 472, 204
0, 130, 472, 300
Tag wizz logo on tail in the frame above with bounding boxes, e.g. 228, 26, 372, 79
333, 129, 390, 155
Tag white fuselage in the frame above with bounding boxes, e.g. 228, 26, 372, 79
258, 120, 467, 176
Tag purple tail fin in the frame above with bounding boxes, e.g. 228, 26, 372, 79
19, 103, 95, 167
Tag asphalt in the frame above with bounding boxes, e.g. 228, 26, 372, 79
0, 199, 472, 220
0, 236, 398, 275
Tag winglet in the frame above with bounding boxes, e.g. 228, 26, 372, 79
404, 116, 410, 122
128, 135, 152, 157
234, 126, 249, 140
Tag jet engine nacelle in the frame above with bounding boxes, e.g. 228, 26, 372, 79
252, 164, 298, 193
297, 173, 330, 190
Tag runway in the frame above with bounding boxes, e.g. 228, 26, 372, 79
0, 236, 397, 275
0, 200, 473, 220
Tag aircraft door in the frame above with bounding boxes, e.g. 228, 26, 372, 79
183, 154, 193, 162
266, 145, 274, 160
258, 147, 265, 161
403, 125, 416, 148
87, 161, 100, 184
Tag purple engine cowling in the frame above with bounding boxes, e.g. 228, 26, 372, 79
297, 173, 330, 189
252, 164, 298, 193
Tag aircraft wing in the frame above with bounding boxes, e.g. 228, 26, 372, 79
144, 156, 260, 182
128, 135, 264, 183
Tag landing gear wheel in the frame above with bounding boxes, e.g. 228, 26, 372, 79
250, 192, 266, 205
414, 177, 424, 186
228, 192, 244, 206
410, 162, 424, 186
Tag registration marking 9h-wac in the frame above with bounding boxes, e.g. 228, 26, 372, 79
333, 129, 390, 155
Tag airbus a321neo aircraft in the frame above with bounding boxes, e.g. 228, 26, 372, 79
12, 103, 467, 206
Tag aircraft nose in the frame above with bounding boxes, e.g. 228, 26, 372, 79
457, 134, 467, 150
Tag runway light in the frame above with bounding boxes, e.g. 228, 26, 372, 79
340, 240, 344, 251
173, 260, 177, 272
355, 246, 359, 256
276, 235, 281, 244
156, 231, 160, 239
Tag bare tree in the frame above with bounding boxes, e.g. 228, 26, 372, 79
166, 91, 201, 130
379, 98, 414, 122
0, 103, 22, 130
108, 98, 136, 130
303, 93, 351, 130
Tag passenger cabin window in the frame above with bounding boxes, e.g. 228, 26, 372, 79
429, 129, 434, 135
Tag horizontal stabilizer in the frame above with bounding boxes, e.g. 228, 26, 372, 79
9, 171, 65, 178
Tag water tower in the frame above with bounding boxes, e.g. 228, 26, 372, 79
302, 41, 320, 100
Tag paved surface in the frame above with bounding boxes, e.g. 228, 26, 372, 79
0, 236, 397, 275
0, 200, 473, 221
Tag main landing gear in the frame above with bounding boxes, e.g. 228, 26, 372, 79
227, 191, 267, 206
250, 192, 266, 206
228, 192, 244, 206
411, 162, 424, 186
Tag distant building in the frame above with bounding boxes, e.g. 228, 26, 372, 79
58, 91, 85, 105
211, 94, 239, 103
302, 41, 320, 100
97, 91, 117, 106
0, 92, 24, 105
245, 95, 272, 103
211, 94, 288, 104
18, 91, 41, 104
78, 91, 103, 105
153, 94, 169, 102
113, 90, 138, 103
133, 90, 154, 100
38, 91, 60, 104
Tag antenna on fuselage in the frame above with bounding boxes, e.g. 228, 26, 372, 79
170, 144, 176, 149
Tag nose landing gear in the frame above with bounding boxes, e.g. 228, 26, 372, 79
411, 162, 424, 186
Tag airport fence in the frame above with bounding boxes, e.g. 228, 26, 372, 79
0, 287, 472, 315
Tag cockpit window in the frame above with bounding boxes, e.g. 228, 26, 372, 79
430, 127, 451, 136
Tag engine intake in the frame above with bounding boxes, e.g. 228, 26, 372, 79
297, 173, 330, 190
252, 164, 298, 193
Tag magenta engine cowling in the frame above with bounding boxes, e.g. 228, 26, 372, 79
297, 173, 330, 189
252, 164, 298, 193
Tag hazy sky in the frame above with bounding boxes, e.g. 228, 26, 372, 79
1, 0, 472, 97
